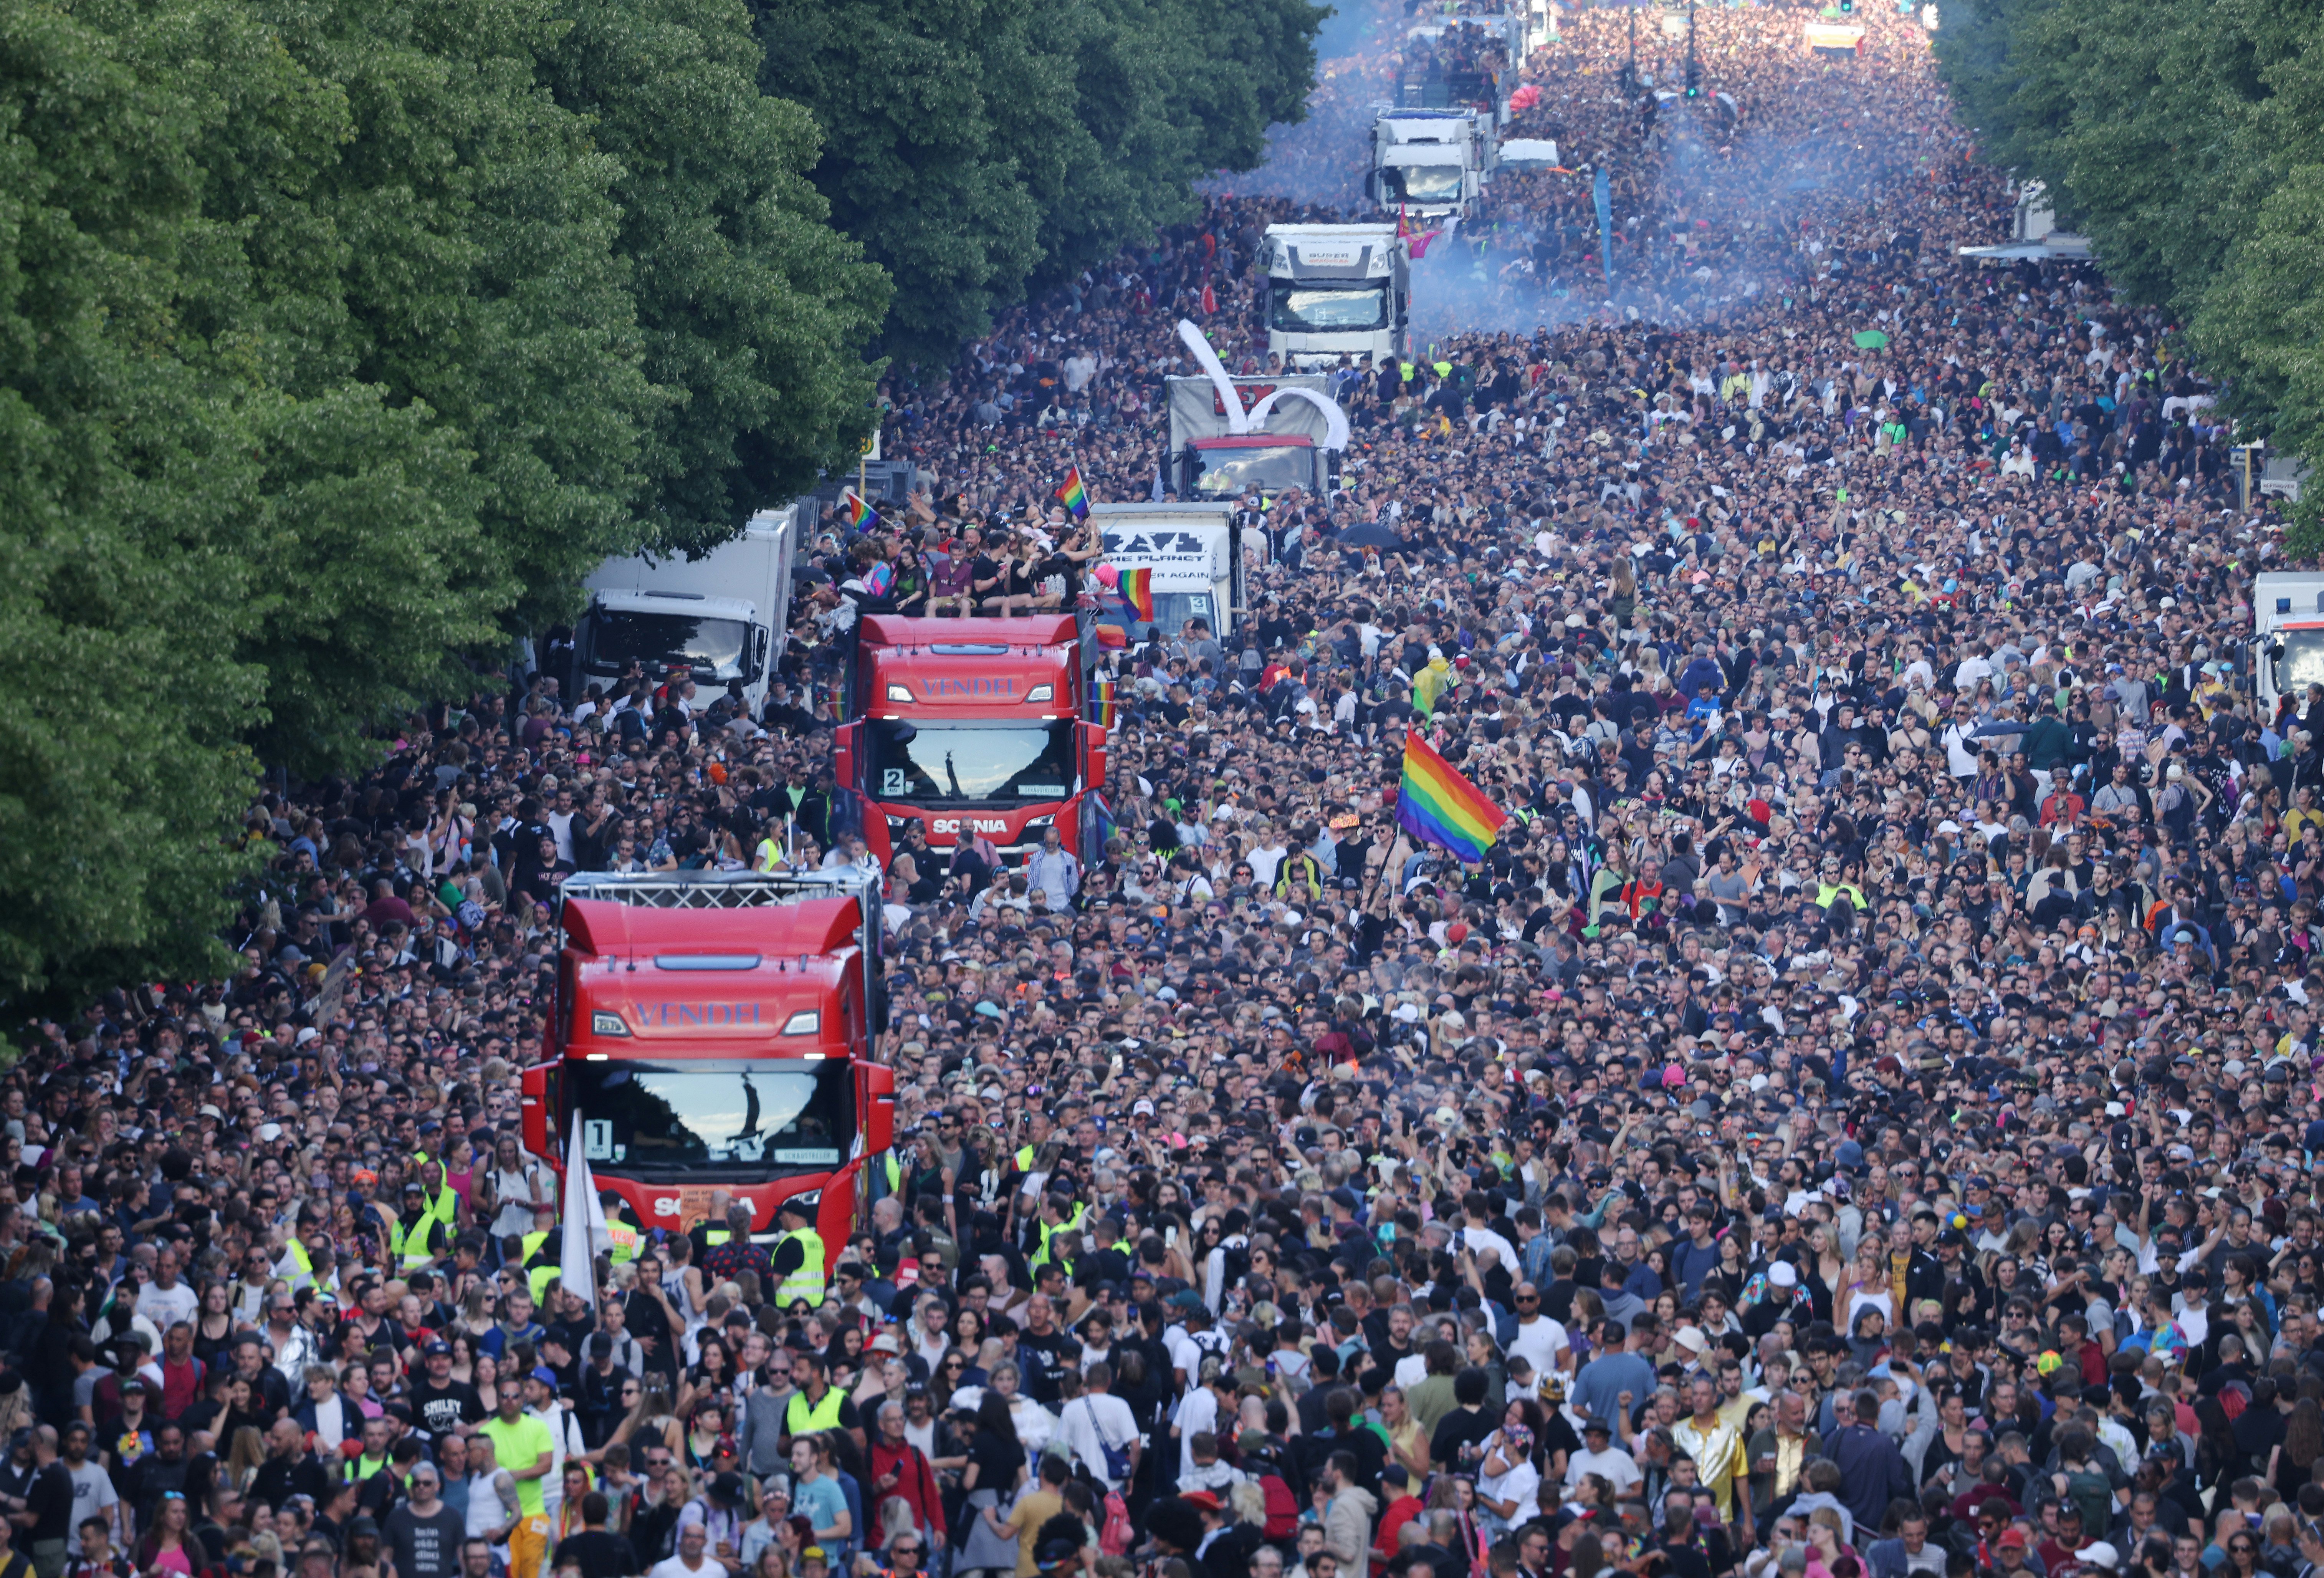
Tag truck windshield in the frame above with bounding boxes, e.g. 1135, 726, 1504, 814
1390, 164, 1465, 202
1189, 443, 1314, 497
2277, 631, 2324, 699
587, 611, 751, 681
870, 721, 1078, 803
1096, 590, 1218, 640
1269, 282, 1391, 334
571, 1058, 850, 1179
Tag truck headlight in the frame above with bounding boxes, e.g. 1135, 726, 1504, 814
591, 1012, 631, 1037
885, 683, 913, 702
1024, 684, 1053, 703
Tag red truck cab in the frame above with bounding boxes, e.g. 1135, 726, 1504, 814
521, 872, 894, 1248
836, 614, 1109, 868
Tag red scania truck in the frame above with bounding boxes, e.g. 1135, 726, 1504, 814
520, 869, 895, 1245
835, 613, 1109, 870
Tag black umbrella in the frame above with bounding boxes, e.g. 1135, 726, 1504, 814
1337, 520, 1401, 550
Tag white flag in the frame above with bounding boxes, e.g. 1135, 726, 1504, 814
559, 1108, 612, 1306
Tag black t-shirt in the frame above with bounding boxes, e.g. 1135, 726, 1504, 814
385, 1503, 469, 1578
407, 1378, 486, 1439
26, 1461, 73, 1545
552, 1529, 641, 1578
1015, 1329, 1072, 1405
1427, 1404, 1497, 1472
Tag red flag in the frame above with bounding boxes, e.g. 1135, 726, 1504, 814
1200, 282, 1218, 315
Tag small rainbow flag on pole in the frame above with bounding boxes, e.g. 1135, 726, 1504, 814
842, 489, 880, 532
1118, 568, 1155, 625
1394, 731, 1509, 864
1090, 675, 1118, 729
1055, 467, 1089, 520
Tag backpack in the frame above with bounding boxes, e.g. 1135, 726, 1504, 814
2063, 1467, 2112, 1535
1099, 1490, 1134, 1555
1244, 1450, 1299, 1541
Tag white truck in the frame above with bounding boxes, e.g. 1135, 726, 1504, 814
572, 504, 802, 713
1368, 108, 1495, 219
1167, 372, 1346, 501
2256, 572, 2324, 724
1090, 503, 1249, 644
1263, 222, 1411, 371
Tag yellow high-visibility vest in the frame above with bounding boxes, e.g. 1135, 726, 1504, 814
776, 1228, 826, 1308
389, 1214, 443, 1270
1033, 1203, 1086, 1270
606, 1220, 640, 1265
785, 1386, 849, 1437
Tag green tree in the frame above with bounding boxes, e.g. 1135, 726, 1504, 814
752, 0, 1323, 364
754, 0, 1043, 366
0, 0, 268, 1004
537, 0, 892, 558
1935, 0, 2324, 545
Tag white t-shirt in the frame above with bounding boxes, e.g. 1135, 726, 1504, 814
1507, 1314, 1571, 1380
1565, 1444, 1641, 1496
1174, 1386, 1222, 1481
648, 1558, 724, 1578
65, 1461, 118, 1555
134, 1280, 199, 1333
1462, 1225, 1522, 1278
1056, 1394, 1141, 1490
1480, 1457, 1542, 1531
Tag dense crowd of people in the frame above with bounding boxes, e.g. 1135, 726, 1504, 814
6, 12, 2317, 1578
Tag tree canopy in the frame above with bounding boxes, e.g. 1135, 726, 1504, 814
1934, 0, 2324, 518
751, 0, 1327, 366
0, 0, 1316, 1002
0, 0, 885, 1003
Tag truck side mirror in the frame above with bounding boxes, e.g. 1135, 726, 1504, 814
751, 624, 770, 682
857, 1062, 895, 1154
1078, 721, 1109, 794
521, 1063, 558, 1162
833, 721, 862, 792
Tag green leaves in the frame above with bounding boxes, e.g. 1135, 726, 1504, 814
537, 0, 890, 560
1935, 0, 2324, 521
751, 0, 1325, 364
0, 0, 888, 1003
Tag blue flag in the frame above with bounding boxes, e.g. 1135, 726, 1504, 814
1594, 166, 1614, 284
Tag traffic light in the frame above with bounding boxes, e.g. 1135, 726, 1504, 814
1685, 58, 1701, 95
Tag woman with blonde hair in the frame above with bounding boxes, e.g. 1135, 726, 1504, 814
224, 1425, 269, 1493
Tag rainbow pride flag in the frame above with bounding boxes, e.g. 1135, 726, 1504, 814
1091, 675, 1118, 729
1055, 467, 1089, 519
1119, 567, 1155, 624
1395, 731, 1508, 863
842, 489, 880, 532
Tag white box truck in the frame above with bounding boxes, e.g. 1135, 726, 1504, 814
1090, 503, 1249, 645
1368, 108, 1495, 220
2255, 572, 2324, 723
572, 504, 802, 713
1264, 223, 1410, 371
1167, 373, 1345, 500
